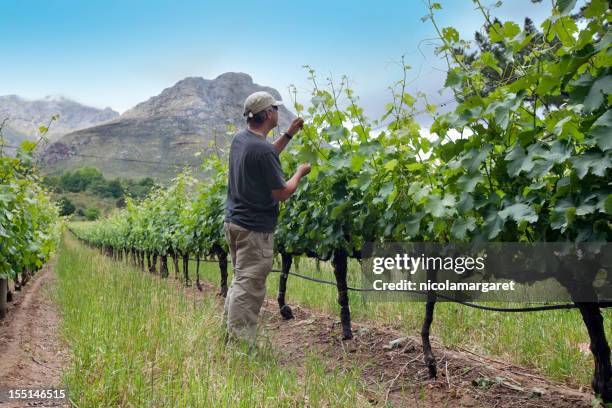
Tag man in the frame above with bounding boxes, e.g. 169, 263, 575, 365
223, 90, 311, 346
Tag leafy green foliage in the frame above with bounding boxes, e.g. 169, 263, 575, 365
70, 155, 228, 260
58, 196, 76, 216
58, 167, 105, 192
44, 168, 156, 200
428, 0, 611, 246
84, 207, 101, 221
0, 128, 60, 279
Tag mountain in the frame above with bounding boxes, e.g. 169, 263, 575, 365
40, 73, 295, 181
0, 95, 119, 145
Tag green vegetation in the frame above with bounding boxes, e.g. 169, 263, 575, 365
0, 126, 60, 317
84, 207, 100, 221
58, 196, 76, 216
55, 232, 368, 407
43, 167, 157, 220
44, 167, 156, 199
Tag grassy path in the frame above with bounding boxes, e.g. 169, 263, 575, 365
56, 233, 369, 407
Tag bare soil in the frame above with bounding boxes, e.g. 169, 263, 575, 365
258, 299, 596, 408
0, 260, 69, 408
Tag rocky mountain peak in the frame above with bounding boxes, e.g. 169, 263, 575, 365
213, 72, 254, 84
0, 95, 119, 143
120, 72, 292, 127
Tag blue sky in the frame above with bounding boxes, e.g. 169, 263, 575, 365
1, 0, 556, 121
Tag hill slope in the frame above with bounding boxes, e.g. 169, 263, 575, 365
40, 73, 295, 181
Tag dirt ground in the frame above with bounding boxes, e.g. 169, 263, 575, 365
258, 298, 596, 407
0, 260, 69, 408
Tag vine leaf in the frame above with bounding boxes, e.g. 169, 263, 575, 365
557, 0, 577, 15
451, 216, 476, 240
571, 152, 611, 179
588, 109, 612, 151
499, 202, 538, 224
584, 75, 612, 113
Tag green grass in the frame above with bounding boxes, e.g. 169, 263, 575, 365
189, 254, 611, 388
54, 233, 369, 407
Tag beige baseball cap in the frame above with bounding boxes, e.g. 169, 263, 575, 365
243, 91, 283, 118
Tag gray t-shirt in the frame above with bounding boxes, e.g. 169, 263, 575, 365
225, 129, 287, 233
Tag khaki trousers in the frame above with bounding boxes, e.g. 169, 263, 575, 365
223, 221, 274, 344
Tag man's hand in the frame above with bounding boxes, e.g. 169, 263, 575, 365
298, 163, 311, 177
271, 162, 312, 202
287, 117, 305, 137
273, 117, 304, 154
